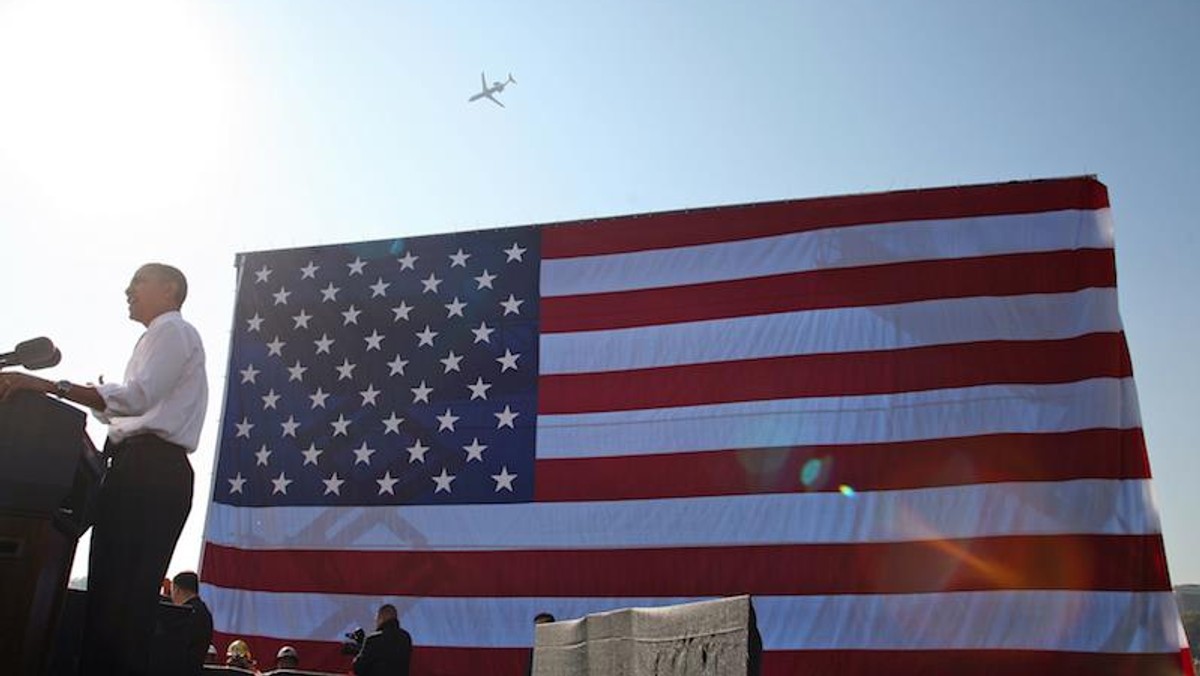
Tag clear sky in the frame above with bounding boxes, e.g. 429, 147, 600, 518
1, 0, 1197, 582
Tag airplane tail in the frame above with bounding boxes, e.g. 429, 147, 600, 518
507, 73, 517, 85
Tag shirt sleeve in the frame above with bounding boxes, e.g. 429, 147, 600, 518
97, 321, 192, 416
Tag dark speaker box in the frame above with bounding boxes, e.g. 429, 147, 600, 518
0, 512, 77, 676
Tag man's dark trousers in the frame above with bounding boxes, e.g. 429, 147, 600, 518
80, 437, 193, 676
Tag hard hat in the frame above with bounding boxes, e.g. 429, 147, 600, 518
277, 645, 299, 659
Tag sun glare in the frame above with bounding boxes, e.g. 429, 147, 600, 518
0, 0, 237, 218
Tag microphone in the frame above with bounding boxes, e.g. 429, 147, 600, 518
0, 337, 61, 370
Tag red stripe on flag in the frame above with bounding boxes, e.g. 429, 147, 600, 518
414, 646, 532, 676
539, 333, 1132, 414
533, 429, 1151, 501
542, 249, 1117, 332
541, 177, 1108, 258
762, 649, 1189, 676
202, 534, 1170, 598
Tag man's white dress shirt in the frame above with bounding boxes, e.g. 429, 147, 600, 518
95, 310, 207, 451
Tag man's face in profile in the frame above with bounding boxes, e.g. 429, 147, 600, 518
125, 266, 176, 325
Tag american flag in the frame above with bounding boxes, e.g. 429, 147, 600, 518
201, 177, 1191, 675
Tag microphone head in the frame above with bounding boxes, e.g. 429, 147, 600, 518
14, 337, 58, 370
30, 348, 63, 370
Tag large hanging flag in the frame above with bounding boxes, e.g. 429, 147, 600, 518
201, 177, 1192, 675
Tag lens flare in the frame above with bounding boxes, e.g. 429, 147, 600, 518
839, 484, 856, 497
800, 458, 823, 487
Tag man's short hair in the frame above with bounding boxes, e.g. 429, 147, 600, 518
173, 571, 200, 594
534, 612, 556, 624
142, 263, 188, 306
378, 603, 398, 621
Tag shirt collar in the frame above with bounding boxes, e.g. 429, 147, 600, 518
147, 309, 182, 329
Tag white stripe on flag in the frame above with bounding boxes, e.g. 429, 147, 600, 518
200, 586, 1180, 653
202, 479, 1160, 551
540, 289, 1122, 374
541, 209, 1114, 296
538, 378, 1142, 459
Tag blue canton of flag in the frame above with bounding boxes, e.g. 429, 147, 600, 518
214, 227, 539, 506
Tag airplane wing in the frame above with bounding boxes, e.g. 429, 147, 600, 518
485, 92, 505, 108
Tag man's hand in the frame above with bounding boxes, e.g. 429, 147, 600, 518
0, 372, 52, 402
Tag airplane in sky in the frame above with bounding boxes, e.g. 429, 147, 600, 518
468, 72, 516, 108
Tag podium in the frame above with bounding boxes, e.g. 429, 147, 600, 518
0, 391, 103, 676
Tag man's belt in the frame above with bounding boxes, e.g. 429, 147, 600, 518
106, 433, 187, 456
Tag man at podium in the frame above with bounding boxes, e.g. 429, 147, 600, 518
0, 262, 208, 676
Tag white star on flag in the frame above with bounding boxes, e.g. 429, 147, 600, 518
309, 388, 330, 409
397, 251, 418, 270
491, 466, 517, 492
432, 468, 455, 493
382, 412, 404, 434
314, 334, 334, 354
411, 380, 433, 403
392, 301, 413, 321
271, 472, 292, 495
322, 472, 344, 495
331, 415, 351, 436
464, 438, 487, 462
347, 257, 367, 275
281, 416, 300, 437
353, 442, 376, 465
254, 265, 272, 283
287, 361, 307, 382
336, 359, 357, 380
377, 471, 399, 495
496, 349, 520, 372
406, 439, 429, 463
359, 384, 380, 406
495, 405, 519, 429
227, 473, 246, 494
500, 294, 524, 315
364, 330, 385, 351
239, 364, 260, 384
467, 377, 492, 400
261, 389, 280, 410
236, 418, 254, 438
341, 305, 361, 325
449, 249, 471, 267
421, 273, 442, 294
436, 408, 460, 432
246, 314, 264, 332
445, 297, 467, 318
387, 355, 409, 376
416, 325, 438, 347
273, 287, 291, 305
301, 444, 323, 466
504, 242, 526, 262
320, 283, 340, 302
369, 278, 390, 297
292, 310, 313, 329
474, 269, 496, 289
254, 444, 271, 466
299, 261, 319, 279
266, 337, 286, 357
440, 351, 463, 373
471, 321, 494, 344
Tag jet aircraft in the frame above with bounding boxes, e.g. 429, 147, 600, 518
468, 72, 516, 108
